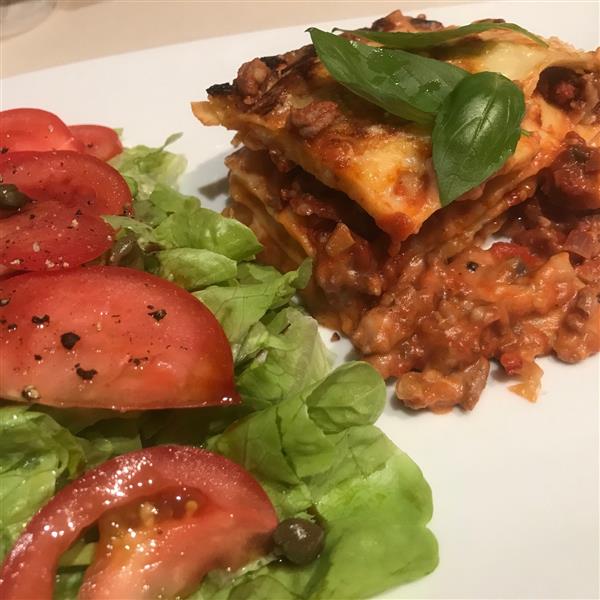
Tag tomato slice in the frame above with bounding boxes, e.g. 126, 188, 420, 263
0, 446, 278, 600
0, 266, 239, 409
0, 151, 132, 216
70, 124, 123, 161
0, 202, 114, 271
0, 108, 83, 153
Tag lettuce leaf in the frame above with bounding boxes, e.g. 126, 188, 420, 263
155, 248, 237, 290
235, 308, 332, 410
200, 362, 438, 599
195, 261, 311, 344
0, 406, 84, 558
153, 205, 261, 261
54, 572, 85, 600
105, 179, 262, 263
0, 405, 141, 560
109, 133, 186, 201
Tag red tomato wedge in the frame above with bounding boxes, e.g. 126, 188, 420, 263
0, 202, 114, 271
0, 151, 132, 216
0, 446, 278, 600
70, 124, 123, 161
0, 266, 239, 409
0, 108, 83, 153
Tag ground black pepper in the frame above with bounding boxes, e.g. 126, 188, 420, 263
76, 366, 97, 381
148, 309, 167, 321
129, 356, 149, 367
60, 332, 81, 349
31, 314, 50, 326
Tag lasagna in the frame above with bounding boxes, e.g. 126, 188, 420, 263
193, 10, 600, 412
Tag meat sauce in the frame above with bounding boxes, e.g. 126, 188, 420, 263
216, 21, 600, 413
248, 130, 599, 412
291, 183, 599, 413
540, 132, 600, 211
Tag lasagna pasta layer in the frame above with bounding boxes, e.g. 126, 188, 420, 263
194, 17, 600, 247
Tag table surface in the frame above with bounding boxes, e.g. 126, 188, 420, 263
1, 0, 471, 79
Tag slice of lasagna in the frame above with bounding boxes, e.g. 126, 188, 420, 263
193, 10, 600, 412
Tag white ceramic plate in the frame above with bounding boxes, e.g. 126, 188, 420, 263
3, 2, 599, 598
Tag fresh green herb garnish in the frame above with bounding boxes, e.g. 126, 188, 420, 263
310, 27, 530, 205
432, 71, 526, 205
308, 28, 467, 125
343, 21, 547, 50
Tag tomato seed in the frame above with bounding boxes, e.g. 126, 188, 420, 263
21, 385, 41, 401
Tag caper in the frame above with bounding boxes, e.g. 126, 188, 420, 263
0, 184, 32, 210
273, 517, 325, 566
108, 233, 138, 266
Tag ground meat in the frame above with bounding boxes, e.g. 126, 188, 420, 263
503, 192, 600, 261
347, 239, 596, 411
536, 67, 586, 110
409, 15, 444, 30
315, 231, 383, 299
564, 228, 597, 259
235, 58, 271, 101
555, 284, 600, 362
371, 10, 442, 32
539, 132, 600, 211
396, 358, 490, 413
289, 101, 338, 139
285, 188, 340, 221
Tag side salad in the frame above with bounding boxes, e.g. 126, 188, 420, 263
0, 109, 438, 599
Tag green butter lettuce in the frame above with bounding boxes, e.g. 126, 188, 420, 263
198, 362, 438, 599
0, 406, 141, 559
195, 262, 312, 344
109, 133, 186, 201
155, 248, 238, 290
235, 307, 333, 411
153, 203, 261, 261
105, 183, 262, 262
0, 406, 84, 558
54, 572, 85, 600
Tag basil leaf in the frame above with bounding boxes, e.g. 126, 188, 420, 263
432, 71, 526, 206
346, 21, 547, 50
309, 28, 467, 125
